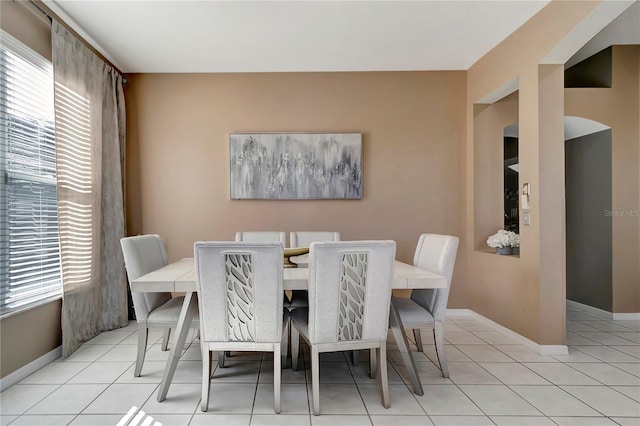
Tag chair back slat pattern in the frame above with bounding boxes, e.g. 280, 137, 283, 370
308, 241, 395, 345
195, 242, 283, 344
338, 252, 368, 341
225, 253, 256, 341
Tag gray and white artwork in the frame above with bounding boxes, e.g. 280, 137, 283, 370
230, 133, 362, 200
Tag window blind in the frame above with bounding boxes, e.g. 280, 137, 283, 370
0, 30, 62, 316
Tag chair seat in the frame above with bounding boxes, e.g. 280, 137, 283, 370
147, 296, 199, 325
391, 296, 435, 329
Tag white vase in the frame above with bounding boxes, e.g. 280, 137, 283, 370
496, 246, 512, 255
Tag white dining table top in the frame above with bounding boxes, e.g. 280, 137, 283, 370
131, 258, 446, 292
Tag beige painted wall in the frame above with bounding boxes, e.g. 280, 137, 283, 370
0, 300, 62, 377
0, 0, 62, 379
0, 0, 51, 61
124, 71, 469, 305
565, 45, 640, 313
466, 0, 600, 344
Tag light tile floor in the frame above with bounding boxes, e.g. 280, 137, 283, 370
1, 303, 639, 426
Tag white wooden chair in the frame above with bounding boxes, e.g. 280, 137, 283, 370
235, 231, 287, 246
194, 241, 284, 413
391, 234, 459, 377
290, 241, 396, 415
120, 234, 199, 377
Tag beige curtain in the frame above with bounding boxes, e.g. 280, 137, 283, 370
52, 22, 128, 357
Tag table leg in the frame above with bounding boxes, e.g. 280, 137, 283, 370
389, 301, 424, 396
157, 291, 197, 402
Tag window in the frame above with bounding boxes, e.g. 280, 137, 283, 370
0, 30, 62, 317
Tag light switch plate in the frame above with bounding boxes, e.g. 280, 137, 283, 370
523, 211, 531, 226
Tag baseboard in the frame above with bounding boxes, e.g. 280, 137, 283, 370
613, 312, 640, 320
446, 309, 569, 355
0, 346, 61, 392
444, 308, 472, 317
566, 300, 612, 319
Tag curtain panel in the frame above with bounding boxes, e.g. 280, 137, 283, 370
52, 22, 128, 357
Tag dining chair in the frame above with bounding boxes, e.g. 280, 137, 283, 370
290, 241, 396, 415
286, 232, 342, 363
290, 231, 341, 248
390, 233, 459, 377
120, 234, 199, 377
235, 231, 287, 246
236, 231, 291, 365
194, 241, 284, 413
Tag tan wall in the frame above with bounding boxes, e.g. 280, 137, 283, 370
0, 0, 51, 61
565, 45, 640, 313
0, 0, 62, 379
0, 300, 62, 377
466, 1, 600, 344
125, 71, 469, 306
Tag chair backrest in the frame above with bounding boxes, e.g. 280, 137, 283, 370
290, 232, 340, 248
235, 231, 287, 247
410, 234, 459, 322
307, 241, 396, 345
194, 242, 284, 343
120, 234, 172, 322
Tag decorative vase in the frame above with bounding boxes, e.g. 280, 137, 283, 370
496, 246, 513, 255
512, 246, 520, 256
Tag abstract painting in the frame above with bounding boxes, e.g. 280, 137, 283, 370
229, 133, 362, 200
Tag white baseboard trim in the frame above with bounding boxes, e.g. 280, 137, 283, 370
613, 312, 640, 320
446, 309, 569, 355
0, 346, 61, 392
444, 309, 472, 317
566, 300, 612, 319
566, 300, 639, 321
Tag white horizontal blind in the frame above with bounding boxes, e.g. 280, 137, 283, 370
0, 31, 62, 316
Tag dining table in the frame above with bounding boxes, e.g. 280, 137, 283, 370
130, 257, 447, 401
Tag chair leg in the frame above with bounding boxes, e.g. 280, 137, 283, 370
434, 323, 449, 378
379, 344, 390, 408
311, 345, 320, 416
274, 345, 281, 414
413, 329, 423, 352
369, 348, 377, 379
281, 316, 290, 369
201, 345, 211, 412
350, 350, 359, 366
218, 351, 226, 368
161, 328, 171, 351
291, 325, 300, 371
135, 323, 148, 377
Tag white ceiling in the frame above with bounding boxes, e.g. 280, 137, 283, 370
47, 0, 551, 73
566, 1, 640, 68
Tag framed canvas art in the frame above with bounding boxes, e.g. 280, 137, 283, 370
229, 133, 362, 200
